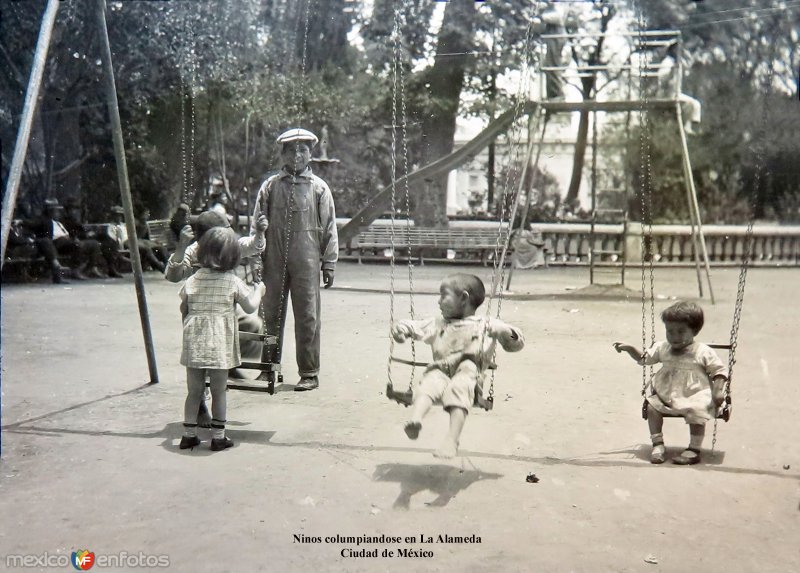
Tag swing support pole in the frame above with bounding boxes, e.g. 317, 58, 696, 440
505, 106, 545, 292
95, 0, 159, 384
676, 103, 715, 304
0, 0, 60, 266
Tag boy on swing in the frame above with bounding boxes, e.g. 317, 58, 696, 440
391, 274, 525, 458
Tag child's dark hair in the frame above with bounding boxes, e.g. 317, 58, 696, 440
197, 227, 240, 272
446, 274, 486, 309
661, 301, 704, 334
194, 210, 230, 241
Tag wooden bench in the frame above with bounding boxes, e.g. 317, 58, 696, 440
145, 219, 177, 252
351, 226, 510, 265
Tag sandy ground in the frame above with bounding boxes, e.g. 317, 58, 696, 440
1, 262, 798, 572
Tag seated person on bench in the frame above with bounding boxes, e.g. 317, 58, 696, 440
108, 205, 166, 273
26, 199, 107, 280
7, 216, 68, 283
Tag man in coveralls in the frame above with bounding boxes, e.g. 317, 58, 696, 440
253, 128, 338, 391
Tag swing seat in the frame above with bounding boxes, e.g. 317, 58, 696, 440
473, 393, 494, 412
388, 354, 497, 411
386, 383, 414, 407
225, 333, 282, 394
641, 395, 732, 421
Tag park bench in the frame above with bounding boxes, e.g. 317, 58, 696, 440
145, 219, 177, 252
351, 226, 511, 265
3, 222, 119, 282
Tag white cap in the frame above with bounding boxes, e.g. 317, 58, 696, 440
276, 128, 318, 146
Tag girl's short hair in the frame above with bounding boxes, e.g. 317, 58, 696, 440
661, 301, 704, 333
445, 273, 486, 309
197, 227, 241, 272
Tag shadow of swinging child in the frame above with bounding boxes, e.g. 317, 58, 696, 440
373, 463, 502, 510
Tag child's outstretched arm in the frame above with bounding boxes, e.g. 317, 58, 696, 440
391, 318, 435, 344
613, 342, 645, 364
237, 280, 266, 314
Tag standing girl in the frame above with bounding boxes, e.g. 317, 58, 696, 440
614, 301, 728, 465
179, 227, 266, 451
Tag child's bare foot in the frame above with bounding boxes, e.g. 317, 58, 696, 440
404, 421, 421, 440
433, 439, 458, 459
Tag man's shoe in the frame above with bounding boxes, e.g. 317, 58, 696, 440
295, 377, 319, 392
86, 266, 107, 279
108, 268, 124, 278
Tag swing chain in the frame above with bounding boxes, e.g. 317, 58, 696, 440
386, 2, 402, 392
481, 12, 538, 401
636, 18, 656, 410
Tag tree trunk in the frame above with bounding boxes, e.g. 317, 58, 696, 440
413, 1, 479, 227
564, 6, 613, 205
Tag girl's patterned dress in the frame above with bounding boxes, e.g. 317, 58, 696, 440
644, 341, 728, 424
180, 268, 253, 369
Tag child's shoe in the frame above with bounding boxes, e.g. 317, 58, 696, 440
179, 436, 201, 450
404, 421, 422, 440
210, 437, 234, 451
650, 443, 666, 464
672, 447, 701, 465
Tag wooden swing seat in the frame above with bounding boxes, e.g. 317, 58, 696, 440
386, 356, 497, 411
210, 332, 283, 394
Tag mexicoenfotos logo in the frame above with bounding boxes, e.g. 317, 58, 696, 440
5, 549, 169, 569
71, 549, 96, 570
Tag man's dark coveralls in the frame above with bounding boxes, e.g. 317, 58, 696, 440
252, 167, 338, 379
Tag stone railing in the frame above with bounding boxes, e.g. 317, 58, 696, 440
335, 219, 800, 267
515, 222, 800, 266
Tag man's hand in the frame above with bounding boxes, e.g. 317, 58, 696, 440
254, 214, 268, 234
322, 269, 334, 289
178, 224, 195, 249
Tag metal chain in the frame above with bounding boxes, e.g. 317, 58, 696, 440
480, 13, 538, 401
397, 6, 417, 389
712, 51, 775, 450
636, 12, 656, 405
188, 15, 197, 209
180, 75, 189, 205
387, 3, 401, 392
296, 0, 313, 123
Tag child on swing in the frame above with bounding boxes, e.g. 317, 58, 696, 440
179, 227, 266, 451
613, 301, 728, 465
391, 273, 525, 459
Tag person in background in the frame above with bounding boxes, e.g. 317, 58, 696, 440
26, 198, 105, 280
63, 198, 123, 278
109, 206, 165, 273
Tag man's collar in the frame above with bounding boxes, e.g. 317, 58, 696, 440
280, 166, 313, 179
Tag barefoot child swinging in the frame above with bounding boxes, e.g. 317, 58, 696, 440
391, 274, 525, 459
613, 301, 728, 465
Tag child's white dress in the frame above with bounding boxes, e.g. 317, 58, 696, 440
180, 268, 253, 369
644, 341, 728, 424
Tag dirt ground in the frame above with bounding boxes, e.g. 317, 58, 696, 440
1, 262, 798, 572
